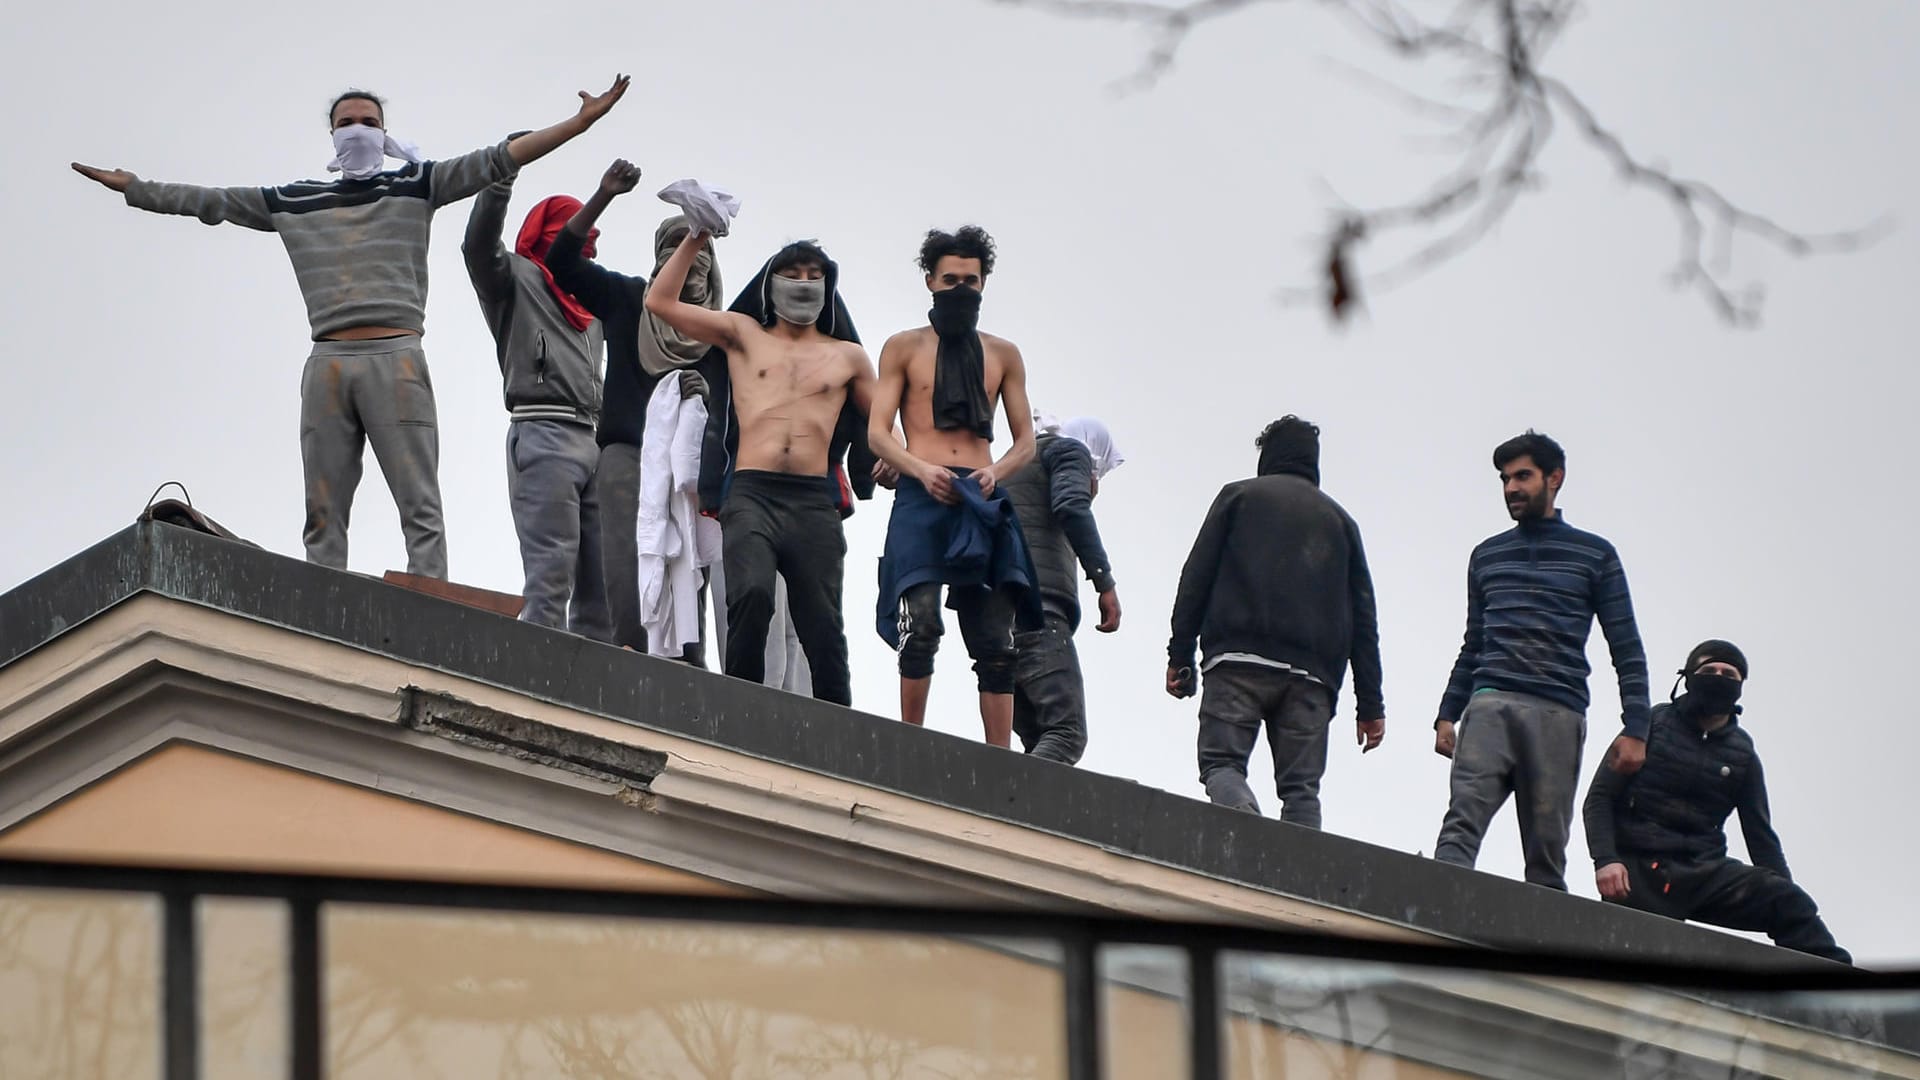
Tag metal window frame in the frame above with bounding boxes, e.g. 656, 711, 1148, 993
0, 858, 1912, 1080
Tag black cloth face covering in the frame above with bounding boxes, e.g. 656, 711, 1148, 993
928, 286, 995, 441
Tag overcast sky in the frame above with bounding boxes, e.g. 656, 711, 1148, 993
5, 1, 1917, 966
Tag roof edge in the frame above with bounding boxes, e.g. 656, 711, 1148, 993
0, 522, 1839, 970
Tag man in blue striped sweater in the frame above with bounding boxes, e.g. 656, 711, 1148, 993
1432, 431, 1650, 890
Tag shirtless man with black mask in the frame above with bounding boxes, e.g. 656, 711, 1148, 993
869, 225, 1041, 747
646, 231, 877, 706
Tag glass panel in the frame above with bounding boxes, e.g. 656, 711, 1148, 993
1222, 951, 1920, 1080
200, 897, 289, 1080
323, 905, 1067, 1079
0, 886, 160, 1080
1099, 944, 1189, 1080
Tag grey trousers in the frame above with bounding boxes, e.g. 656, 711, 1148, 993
299, 337, 445, 577
1434, 689, 1587, 890
506, 420, 611, 642
591, 442, 705, 661
1195, 662, 1335, 828
1012, 614, 1088, 765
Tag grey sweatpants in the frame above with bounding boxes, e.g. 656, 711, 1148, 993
299, 336, 445, 578
1012, 614, 1088, 765
1434, 689, 1587, 890
1195, 662, 1335, 828
506, 420, 611, 641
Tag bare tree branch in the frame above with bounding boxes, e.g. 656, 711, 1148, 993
996, 0, 1888, 324
990, 0, 1282, 90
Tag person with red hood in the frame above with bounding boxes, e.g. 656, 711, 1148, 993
464, 177, 611, 640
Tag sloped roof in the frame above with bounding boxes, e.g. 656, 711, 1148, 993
0, 520, 1837, 969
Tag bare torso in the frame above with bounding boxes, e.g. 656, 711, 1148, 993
728, 322, 860, 476
894, 326, 1011, 470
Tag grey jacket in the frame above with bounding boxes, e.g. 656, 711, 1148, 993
1003, 434, 1116, 629
463, 180, 604, 424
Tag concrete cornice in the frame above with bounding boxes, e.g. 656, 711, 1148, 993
0, 595, 1411, 929
2, 587, 1915, 1074
0, 522, 1840, 969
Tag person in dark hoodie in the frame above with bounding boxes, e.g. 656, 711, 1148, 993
1582, 640, 1850, 963
1165, 416, 1385, 829
463, 179, 610, 640
546, 159, 715, 659
646, 228, 878, 707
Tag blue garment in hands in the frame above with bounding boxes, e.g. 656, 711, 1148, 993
875, 470, 1042, 649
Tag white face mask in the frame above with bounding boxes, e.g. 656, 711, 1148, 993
327, 124, 422, 181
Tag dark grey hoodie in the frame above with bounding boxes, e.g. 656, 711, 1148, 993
463, 179, 605, 424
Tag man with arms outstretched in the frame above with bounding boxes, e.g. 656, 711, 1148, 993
645, 228, 877, 706
73, 76, 629, 576
869, 225, 1041, 747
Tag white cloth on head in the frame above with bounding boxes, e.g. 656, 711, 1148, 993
1057, 416, 1125, 480
327, 126, 422, 180
1031, 408, 1063, 436
657, 179, 741, 238
636, 376, 722, 657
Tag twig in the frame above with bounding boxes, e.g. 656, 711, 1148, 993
998, 0, 1887, 324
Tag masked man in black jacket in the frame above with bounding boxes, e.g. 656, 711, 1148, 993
1166, 416, 1386, 829
1582, 640, 1850, 963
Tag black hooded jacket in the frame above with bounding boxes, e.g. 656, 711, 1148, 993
694, 251, 876, 515
1166, 460, 1383, 720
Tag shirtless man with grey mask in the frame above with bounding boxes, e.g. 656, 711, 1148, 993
646, 231, 877, 706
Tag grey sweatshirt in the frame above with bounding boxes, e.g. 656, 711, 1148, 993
462, 180, 604, 423
123, 140, 519, 340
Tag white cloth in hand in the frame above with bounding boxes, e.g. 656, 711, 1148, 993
657, 179, 741, 237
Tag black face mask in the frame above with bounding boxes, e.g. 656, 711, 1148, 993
929, 285, 982, 336
926, 286, 993, 440
1684, 672, 1744, 716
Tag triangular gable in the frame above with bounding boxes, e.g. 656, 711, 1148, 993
0, 742, 742, 895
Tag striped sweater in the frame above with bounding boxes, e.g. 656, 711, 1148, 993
1437, 513, 1651, 737
123, 140, 518, 340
